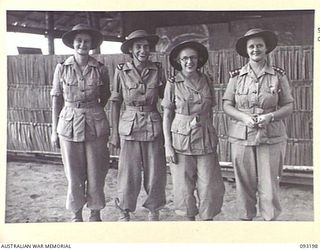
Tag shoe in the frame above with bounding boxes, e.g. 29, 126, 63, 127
148, 210, 159, 221
118, 210, 130, 221
71, 208, 83, 222
115, 198, 130, 222
240, 218, 253, 221
186, 216, 195, 221
89, 210, 102, 222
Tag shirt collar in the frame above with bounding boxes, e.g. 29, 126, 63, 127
175, 72, 185, 82
63, 55, 99, 67
123, 61, 157, 71
240, 62, 275, 76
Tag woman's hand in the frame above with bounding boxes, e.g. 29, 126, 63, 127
109, 133, 120, 150
165, 144, 177, 164
241, 113, 257, 128
256, 113, 273, 127
51, 132, 60, 149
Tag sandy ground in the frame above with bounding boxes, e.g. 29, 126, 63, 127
5, 161, 313, 223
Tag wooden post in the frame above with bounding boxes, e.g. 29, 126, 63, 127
46, 12, 55, 55
87, 12, 101, 54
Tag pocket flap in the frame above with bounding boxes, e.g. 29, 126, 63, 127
147, 81, 158, 89
59, 110, 74, 121
171, 119, 191, 135
125, 82, 139, 90
121, 112, 136, 121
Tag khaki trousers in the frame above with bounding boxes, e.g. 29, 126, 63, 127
117, 138, 167, 212
60, 136, 109, 212
231, 142, 286, 221
170, 153, 225, 220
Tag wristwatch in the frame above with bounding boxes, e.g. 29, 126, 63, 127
270, 112, 275, 122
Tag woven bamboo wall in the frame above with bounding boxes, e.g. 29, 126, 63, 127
7, 46, 313, 166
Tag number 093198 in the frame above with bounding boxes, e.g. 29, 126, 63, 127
300, 244, 318, 248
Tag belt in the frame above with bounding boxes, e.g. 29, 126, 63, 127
126, 105, 156, 112
237, 107, 275, 115
65, 100, 99, 108
175, 113, 210, 122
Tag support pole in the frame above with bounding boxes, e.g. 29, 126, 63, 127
45, 12, 55, 55
87, 12, 101, 54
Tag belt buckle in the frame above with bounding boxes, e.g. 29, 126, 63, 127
76, 102, 81, 108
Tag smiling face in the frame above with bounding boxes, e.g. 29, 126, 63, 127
130, 39, 150, 63
73, 33, 92, 55
246, 37, 268, 62
178, 48, 199, 74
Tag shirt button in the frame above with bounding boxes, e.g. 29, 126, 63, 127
252, 90, 257, 94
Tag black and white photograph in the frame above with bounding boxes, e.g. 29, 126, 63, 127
1, 0, 319, 245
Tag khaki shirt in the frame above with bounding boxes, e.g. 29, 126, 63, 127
223, 63, 294, 146
110, 61, 165, 141
50, 56, 110, 142
162, 72, 218, 155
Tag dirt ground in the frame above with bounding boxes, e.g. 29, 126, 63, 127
5, 161, 314, 223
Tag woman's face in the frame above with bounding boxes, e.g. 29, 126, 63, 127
73, 33, 92, 55
178, 48, 198, 73
130, 39, 150, 63
246, 37, 267, 62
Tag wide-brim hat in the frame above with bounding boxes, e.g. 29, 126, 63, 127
236, 28, 278, 58
121, 30, 159, 54
169, 41, 208, 71
62, 24, 103, 50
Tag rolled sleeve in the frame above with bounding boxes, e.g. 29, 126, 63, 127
278, 75, 294, 106
109, 68, 123, 103
158, 68, 166, 99
222, 77, 236, 103
161, 80, 175, 110
100, 65, 111, 100
50, 64, 63, 97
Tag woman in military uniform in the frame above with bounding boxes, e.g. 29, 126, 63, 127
50, 24, 110, 222
223, 28, 294, 221
109, 30, 166, 221
162, 41, 225, 221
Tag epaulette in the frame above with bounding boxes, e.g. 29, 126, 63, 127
117, 63, 125, 70
168, 76, 175, 83
272, 66, 286, 76
229, 68, 241, 78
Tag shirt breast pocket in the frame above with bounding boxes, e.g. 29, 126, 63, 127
235, 88, 249, 108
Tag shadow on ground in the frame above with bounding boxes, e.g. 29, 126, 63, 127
5, 161, 313, 223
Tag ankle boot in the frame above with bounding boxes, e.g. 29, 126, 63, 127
71, 208, 83, 222
148, 210, 160, 221
89, 210, 102, 222
118, 209, 130, 221
186, 216, 195, 221
115, 198, 130, 221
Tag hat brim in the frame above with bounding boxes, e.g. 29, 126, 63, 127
120, 35, 159, 54
169, 41, 208, 71
235, 30, 278, 58
62, 29, 103, 50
